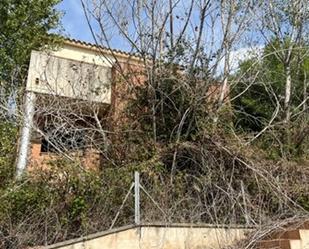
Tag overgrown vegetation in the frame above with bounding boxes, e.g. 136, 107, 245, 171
0, 0, 308, 248
233, 38, 309, 158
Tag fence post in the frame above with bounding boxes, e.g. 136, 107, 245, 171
134, 171, 140, 225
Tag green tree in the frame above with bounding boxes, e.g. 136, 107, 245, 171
0, 121, 17, 187
0, 0, 62, 87
233, 39, 309, 132
233, 39, 309, 157
0, 0, 62, 185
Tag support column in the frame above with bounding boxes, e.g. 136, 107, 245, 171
16, 91, 36, 179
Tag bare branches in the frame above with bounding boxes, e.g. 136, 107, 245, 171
0, 1, 308, 248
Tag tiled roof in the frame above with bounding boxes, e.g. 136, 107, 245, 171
64, 38, 141, 59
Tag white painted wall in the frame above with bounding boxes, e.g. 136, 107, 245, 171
26, 45, 114, 104
51, 44, 115, 67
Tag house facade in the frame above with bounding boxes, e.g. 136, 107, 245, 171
16, 39, 145, 177
16, 39, 229, 177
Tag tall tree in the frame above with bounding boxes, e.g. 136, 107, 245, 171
0, 0, 62, 183
257, 0, 309, 123
234, 40, 309, 130
0, 0, 62, 96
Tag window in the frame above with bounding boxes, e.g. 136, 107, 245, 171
41, 125, 86, 153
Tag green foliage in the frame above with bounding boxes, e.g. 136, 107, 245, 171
0, 0, 62, 85
0, 121, 17, 187
0, 159, 138, 246
232, 38, 309, 158
0, 129, 308, 247
233, 39, 309, 132
127, 70, 211, 143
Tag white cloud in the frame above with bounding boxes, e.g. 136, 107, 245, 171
216, 45, 263, 76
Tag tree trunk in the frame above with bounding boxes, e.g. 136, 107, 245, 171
214, 50, 230, 123
303, 71, 307, 112
284, 65, 292, 123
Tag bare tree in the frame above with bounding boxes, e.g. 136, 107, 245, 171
0, 1, 309, 247
256, 0, 309, 123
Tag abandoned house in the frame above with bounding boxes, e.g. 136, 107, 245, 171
16, 38, 227, 178
16, 39, 146, 177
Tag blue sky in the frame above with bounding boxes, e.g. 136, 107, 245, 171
56, 0, 94, 43
56, 0, 129, 50
55, 0, 262, 72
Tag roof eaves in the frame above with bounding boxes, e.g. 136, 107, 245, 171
63, 38, 142, 61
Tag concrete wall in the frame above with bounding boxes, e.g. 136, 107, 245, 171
26, 47, 112, 104
45, 224, 250, 249
51, 44, 115, 67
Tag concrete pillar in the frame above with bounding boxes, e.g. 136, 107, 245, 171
16, 91, 36, 179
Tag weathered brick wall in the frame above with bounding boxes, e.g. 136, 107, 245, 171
109, 61, 147, 131
28, 142, 101, 172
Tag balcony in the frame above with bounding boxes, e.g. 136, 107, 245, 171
26, 49, 112, 104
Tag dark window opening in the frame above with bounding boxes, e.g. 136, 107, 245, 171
40, 127, 87, 153
38, 113, 106, 154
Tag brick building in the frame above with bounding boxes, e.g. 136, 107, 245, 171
16, 38, 229, 177
16, 39, 146, 177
